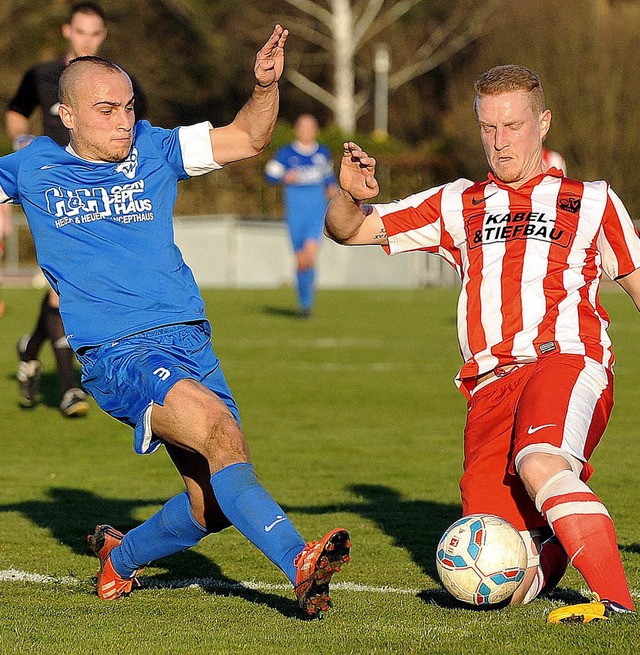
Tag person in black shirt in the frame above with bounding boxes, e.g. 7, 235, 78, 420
7, 1, 146, 416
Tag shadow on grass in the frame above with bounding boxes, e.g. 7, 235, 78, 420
418, 586, 588, 610
261, 305, 301, 319
287, 484, 600, 611
0, 487, 302, 619
287, 483, 461, 582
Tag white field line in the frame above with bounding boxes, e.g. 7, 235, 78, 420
1, 569, 639, 600
0, 569, 78, 585
0, 568, 421, 595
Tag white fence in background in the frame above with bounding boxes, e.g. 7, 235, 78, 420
174, 216, 459, 289
1, 214, 459, 289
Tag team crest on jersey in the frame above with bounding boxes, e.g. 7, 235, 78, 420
115, 147, 139, 179
557, 194, 581, 214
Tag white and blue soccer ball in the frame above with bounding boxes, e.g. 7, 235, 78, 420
435, 514, 527, 606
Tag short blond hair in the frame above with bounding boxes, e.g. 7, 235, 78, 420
474, 65, 546, 116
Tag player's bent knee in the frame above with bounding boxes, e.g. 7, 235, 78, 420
202, 410, 251, 467
515, 443, 582, 477
515, 444, 581, 499
154, 380, 249, 465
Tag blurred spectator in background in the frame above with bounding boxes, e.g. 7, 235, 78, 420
265, 114, 337, 318
6, 1, 146, 416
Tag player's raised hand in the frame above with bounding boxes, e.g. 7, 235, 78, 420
340, 142, 380, 201
255, 25, 288, 87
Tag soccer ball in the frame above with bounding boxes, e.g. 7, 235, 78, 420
435, 514, 527, 606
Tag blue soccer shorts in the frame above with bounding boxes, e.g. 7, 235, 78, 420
285, 191, 327, 252
77, 321, 240, 455
287, 211, 325, 251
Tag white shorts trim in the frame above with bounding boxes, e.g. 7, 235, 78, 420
514, 443, 583, 476
560, 358, 608, 460
139, 401, 162, 455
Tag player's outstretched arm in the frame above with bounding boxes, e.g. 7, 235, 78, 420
324, 142, 387, 246
210, 25, 288, 166
6, 110, 35, 151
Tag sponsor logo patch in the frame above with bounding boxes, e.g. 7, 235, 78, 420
466, 210, 574, 249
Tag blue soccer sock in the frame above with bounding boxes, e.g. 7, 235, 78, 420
296, 267, 315, 312
110, 492, 208, 578
210, 462, 306, 584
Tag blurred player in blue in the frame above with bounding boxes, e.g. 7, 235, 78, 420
0, 26, 350, 617
265, 114, 337, 317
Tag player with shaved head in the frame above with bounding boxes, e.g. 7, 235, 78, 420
0, 26, 350, 618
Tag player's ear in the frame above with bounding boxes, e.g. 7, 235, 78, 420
58, 103, 74, 130
540, 109, 551, 140
61, 23, 71, 41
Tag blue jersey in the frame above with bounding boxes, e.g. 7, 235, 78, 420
0, 120, 221, 350
264, 141, 336, 219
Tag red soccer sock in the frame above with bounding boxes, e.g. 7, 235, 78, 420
541, 487, 634, 609
538, 535, 568, 595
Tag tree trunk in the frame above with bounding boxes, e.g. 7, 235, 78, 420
332, 0, 356, 134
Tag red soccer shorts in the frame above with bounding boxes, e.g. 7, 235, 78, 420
460, 354, 613, 531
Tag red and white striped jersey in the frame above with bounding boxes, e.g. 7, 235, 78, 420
375, 168, 640, 390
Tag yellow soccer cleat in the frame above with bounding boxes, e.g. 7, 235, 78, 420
548, 599, 635, 624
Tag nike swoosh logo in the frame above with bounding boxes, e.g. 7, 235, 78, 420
527, 423, 557, 435
264, 515, 287, 532
471, 192, 498, 205
39, 164, 60, 170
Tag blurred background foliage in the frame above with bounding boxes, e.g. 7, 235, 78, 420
1, 0, 640, 217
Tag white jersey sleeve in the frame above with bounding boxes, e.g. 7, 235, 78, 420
597, 186, 640, 280
177, 122, 222, 176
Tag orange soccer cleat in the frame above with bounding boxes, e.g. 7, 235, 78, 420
87, 524, 141, 600
293, 527, 351, 617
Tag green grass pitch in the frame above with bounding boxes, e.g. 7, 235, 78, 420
0, 287, 638, 654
